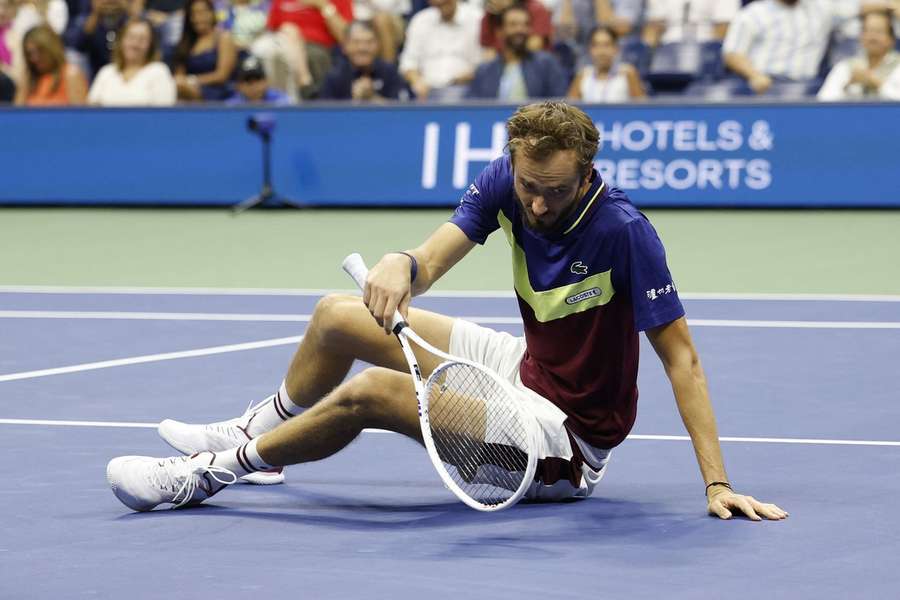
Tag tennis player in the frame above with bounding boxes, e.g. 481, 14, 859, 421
108, 101, 787, 521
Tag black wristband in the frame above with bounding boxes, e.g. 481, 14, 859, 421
705, 481, 732, 496
393, 251, 418, 283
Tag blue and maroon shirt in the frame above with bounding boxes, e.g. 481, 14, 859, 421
450, 156, 685, 448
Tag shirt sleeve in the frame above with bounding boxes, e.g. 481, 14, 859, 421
713, 0, 740, 23
448, 162, 504, 244
148, 63, 177, 106
880, 62, 900, 100
614, 217, 685, 331
722, 7, 758, 56
817, 60, 851, 101
398, 12, 424, 73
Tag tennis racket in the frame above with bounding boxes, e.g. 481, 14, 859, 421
342, 253, 540, 512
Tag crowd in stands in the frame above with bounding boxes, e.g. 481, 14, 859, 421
1, 0, 899, 105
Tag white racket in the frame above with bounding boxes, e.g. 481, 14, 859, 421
342, 253, 540, 512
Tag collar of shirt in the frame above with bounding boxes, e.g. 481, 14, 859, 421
531, 170, 608, 241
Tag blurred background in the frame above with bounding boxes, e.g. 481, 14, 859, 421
1, 0, 899, 293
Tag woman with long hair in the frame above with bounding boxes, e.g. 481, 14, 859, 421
14, 24, 87, 105
88, 17, 177, 105
567, 25, 645, 103
172, 0, 237, 100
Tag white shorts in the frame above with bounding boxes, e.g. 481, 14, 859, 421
449, 319, 611, 501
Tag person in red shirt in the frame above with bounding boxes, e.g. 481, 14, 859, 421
254, 0, 352, 98
480, 0, 552, 61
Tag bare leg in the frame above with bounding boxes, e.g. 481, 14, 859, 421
257, 367, 421, 465
282, 293, 454, 409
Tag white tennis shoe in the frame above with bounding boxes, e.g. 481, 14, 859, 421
158, 400, 284, 486
106, 452, 237, 512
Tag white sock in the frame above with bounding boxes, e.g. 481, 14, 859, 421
245, 381, 304, 437
213, 439, 274, 477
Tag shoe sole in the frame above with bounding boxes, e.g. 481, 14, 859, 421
158, 421, 285, 485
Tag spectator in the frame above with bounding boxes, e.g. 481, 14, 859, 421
818, 10, 900, 100
15, 24, 87, 104
88, 17, 176, 104
1, 0, 23, 82
67, 0, 130, 79
642, 0, 740, 47
253, 0, 352, 100
134, 0, 185, 50
553, 0, 643, 63
567, 24, 644, 101
468, 4, 567, 99
723, 0, 881, 95
352, 0, 408, 63
218, 0, 269, 52
172, 0, 237, 100
225, 52, 290, 102
13, 0, 69, 36
0, 69, 13, 101
399, 0, 481, 101
319, 19, 406, 101
481, 0, 551, 60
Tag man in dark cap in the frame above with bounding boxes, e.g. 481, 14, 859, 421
226, 54, 293, 105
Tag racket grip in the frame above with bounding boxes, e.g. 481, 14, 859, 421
341, 253, 406, 332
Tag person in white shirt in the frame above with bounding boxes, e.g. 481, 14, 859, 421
88, 17, 177, 106
13, 0, 68, 36
818, 9, 900, 100
567, 24, 645, 102
399, 0, 482, 101
723, 0, 890, 94
642, 0, 740, 47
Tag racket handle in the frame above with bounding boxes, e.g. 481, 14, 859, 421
341, 253, 406, 332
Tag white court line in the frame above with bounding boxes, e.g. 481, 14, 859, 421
0, 336, 303, 383
0, 418, 897, 447
1, 310, 899, 330
1, 285, 900, 302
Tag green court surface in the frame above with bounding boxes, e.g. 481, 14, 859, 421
1, 208, 898, 293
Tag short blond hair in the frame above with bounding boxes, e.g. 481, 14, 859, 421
506, 101, 599, 174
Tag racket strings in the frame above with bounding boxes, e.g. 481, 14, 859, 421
426, 363, 532, 507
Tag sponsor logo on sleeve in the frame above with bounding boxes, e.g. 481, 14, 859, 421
645, 283, 676, 301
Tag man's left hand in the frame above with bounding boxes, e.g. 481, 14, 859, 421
707, 487, 789, 521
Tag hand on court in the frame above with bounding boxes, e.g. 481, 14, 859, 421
707, 488, 788, 521
364, 253, 413, 333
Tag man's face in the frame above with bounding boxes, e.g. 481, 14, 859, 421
861, 12, 893, 57
345, 26, 378, 69
513, 149, 589, 233
237, 77, 267, 101
429, 0, 456, 20
97, 0, 126, 16
501, 8, 530, 54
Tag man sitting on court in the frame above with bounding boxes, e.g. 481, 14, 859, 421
107, 101, 788, 522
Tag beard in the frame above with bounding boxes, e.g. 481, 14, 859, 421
504, 33, 528, 55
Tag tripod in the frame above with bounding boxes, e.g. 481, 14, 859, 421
232, 124, 302, 214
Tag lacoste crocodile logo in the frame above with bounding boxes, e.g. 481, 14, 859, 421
570, 261, 588, 275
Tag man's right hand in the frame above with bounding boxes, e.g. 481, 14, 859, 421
364, 253, 414, 334
749, 73, 772, 95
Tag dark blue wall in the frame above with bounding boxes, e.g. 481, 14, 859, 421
1, 102, 898, 206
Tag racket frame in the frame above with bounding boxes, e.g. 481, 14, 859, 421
342, 253, 539, 512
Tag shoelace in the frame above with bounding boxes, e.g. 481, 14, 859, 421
151, 456, 238, 508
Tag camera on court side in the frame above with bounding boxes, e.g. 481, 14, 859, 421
247, 113, 276, 136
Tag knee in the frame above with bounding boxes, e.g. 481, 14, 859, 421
335, 367, 395, 420
311, 293, 361, 341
